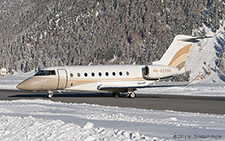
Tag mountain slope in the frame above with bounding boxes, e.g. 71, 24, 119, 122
186, 23, 225, 83
0, 0, 224, 81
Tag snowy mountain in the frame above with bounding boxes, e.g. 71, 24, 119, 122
0, 0, 224, 76
186, 23, 225, 83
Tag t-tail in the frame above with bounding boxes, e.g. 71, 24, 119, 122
153, 35, 202, 74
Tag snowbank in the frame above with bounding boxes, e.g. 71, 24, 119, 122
0, 99, 224, 140
0, 116, 150, 141
0, 100, 159, 140
1, 75, 224, 140
0, 99, 225, 140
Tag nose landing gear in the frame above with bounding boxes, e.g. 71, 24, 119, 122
111, 92, 136, 98
47, 90, 53, 99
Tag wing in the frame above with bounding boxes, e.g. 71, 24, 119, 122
97, 73, 202, 91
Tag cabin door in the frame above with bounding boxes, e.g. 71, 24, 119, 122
57, 69, 68, 89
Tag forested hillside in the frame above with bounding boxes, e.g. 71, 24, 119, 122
0, 0, 224, 73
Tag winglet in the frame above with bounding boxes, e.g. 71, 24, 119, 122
185, 73, 203, 86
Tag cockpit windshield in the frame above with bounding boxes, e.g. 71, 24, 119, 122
35, 70, 56, 76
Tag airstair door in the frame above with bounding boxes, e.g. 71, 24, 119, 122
57, 69, 68, 89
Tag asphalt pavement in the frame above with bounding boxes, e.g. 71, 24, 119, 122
0, 89, 225, 114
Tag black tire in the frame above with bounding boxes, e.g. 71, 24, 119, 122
128, 92, 136, 98
47, 91, 53, 99
47, 94, 53, 99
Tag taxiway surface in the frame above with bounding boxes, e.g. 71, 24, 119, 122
0, 89, 225, 114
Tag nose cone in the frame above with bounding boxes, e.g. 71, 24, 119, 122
17, 76, 58, 91
16, 77, 40, 91
16, 82, 25, 90
17, 79, 31, 90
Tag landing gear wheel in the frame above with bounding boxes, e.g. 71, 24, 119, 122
112, 92, 120, 98
47, 90, 53, 99
128, 92, 136, 98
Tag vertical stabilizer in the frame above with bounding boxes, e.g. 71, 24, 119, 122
153, 35, 200, 71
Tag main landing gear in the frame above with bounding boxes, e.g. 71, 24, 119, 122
47, 90, 53, 99
112, 92, 136, 98
127, 91, 136, 98
112, 92, 120, 98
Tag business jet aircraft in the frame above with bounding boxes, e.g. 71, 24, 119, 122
17, 35, 205, 98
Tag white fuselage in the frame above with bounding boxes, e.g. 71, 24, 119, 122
17, 65, 179, 92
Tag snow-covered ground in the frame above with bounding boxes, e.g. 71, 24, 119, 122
138, 83, 225, 97
0, 73, 225, 140
0, 99, 225, 141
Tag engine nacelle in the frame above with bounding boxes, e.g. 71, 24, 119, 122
142, 65, 179, 80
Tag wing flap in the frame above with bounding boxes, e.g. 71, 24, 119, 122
97, 81, 155, 91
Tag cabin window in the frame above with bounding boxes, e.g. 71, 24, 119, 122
84, 73, 88, 77
35, 70, 56, 76
91, 72, 95, 77
98, 72, 102, 76
126, 71, 129, 76
70, 73, 73, 77
105, 72, 109, 76
77, 73, 81, 77
119, 72, 123, 76
112, 72, 116, 76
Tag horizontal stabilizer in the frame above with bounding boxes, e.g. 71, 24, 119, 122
178, 36, 212, 43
